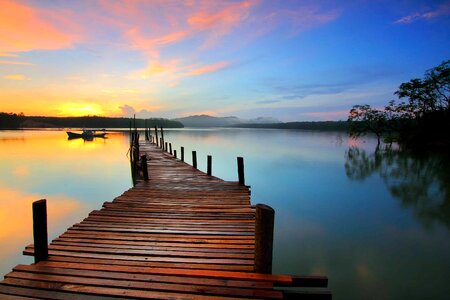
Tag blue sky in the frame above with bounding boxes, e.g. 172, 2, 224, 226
0, 0, 449, 121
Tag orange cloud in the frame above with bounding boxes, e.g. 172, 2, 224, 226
0, 60, 33, 65
187, 61, 230, 76
2, 74, 27, 80
0, 0, 79, 52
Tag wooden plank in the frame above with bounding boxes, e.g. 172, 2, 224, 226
0, 283, 131, 300
13, 264, 273, 289
33, 261, 293, 285
5, 271, 283, 299
1, 278, 263, 300
45, 256, 255, 271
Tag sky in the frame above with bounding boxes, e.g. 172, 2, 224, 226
0, 0, 449, 121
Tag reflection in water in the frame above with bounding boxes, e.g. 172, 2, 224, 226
345, 147, 450, 230
0, 185, 81, 274
0, 130, 132, 277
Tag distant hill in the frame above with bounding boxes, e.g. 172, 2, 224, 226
173, 115, 281, 127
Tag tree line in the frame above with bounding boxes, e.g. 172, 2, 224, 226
0, 115, 184, 129
348, 60, 449, 149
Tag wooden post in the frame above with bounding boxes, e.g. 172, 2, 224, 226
145, 120, 148, 141
154, 126, 158, 147
32, 199, 48, 263
237, 157, 245, 185
192, 151, 197, 169
140, 155, 149, 181
255, 204, 274, 274
160, 138, 163, 148
169, 143, 173, 155
174, 149, 177, 159
160, 127, 164, 148
165, 142, 168, 152
207, 155, 212, 176
181, 147, 184, 162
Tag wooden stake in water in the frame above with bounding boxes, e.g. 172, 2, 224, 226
192, 151, 197, 169
207, 155, 212, 176
255, 204, 274, 274
32, 199, 48, 263
237, 157, 245, 185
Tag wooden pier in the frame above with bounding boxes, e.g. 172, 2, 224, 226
0, 135, 331, 299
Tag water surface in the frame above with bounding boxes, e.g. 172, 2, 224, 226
0, 129, 448, 300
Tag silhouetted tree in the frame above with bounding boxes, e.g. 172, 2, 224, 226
348, 105, 388, 145
348, 59, 450, 148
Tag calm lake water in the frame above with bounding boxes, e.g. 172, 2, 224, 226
0, 129, 449, 300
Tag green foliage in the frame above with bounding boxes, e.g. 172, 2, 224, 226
348, 59, 450, 149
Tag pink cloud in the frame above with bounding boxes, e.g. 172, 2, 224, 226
0, 0, 80, 53
394, 3, 450, 24
187, 61, 230, 76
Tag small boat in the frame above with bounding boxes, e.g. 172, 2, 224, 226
67, 130, 107, 140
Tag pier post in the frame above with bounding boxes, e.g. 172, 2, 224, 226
174, 150, 177, 159
169, 143, 173, 155
255, 204, 274, 274
192, 151, 197, 169
154, 126, 159, 147
237, 157, 245, 185
160, 127, 164, 148
32, 199, 48, 263
181, 147, 185, 162
140, 155, 149, 181
160, 138, 163, 149
165, 142, 168, 152
207, 155, 212, 176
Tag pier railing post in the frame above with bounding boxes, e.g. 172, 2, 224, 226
159, 138, 163, 149
165, 142, 168, 152
154, 126, 159, 147
207, 155, 212, 176
174, 150, 177, 159
237, 157, 245, 185
32, 199, 48, 263
140, 155, 149, 181
169, 143, 173, 155
255, 204, 274, 274
192, 151, 197, 169
181, 147, 184, 162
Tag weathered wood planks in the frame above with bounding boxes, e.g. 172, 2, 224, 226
0, 139, 331, 299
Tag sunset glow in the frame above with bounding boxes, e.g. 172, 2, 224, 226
0, 0, 449, 121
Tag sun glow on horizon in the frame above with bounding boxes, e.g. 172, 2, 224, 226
57, 103, 106, 117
